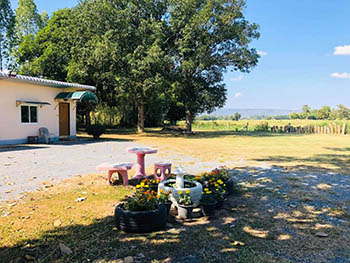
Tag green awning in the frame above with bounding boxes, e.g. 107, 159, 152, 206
55, 91, 98, 103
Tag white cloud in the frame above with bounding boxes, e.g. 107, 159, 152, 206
257, 50, 268, 56
231, 75, 243, 82
331, 72, 350, 79
234, 92, 242, 98
333, 45, 350, 55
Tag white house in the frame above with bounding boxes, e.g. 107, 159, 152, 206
0, 72, 97, 145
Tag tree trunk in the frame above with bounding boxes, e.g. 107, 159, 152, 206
137, 103, 145, 133
185, 110, 192, 133
86, 109, 91, 129
0, 40, 2, 72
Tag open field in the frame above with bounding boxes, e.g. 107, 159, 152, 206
1, 130, 350, 262
179, 120, 350, 133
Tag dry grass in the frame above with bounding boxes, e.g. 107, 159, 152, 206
102, 128, 350, 173
1, 129, 350, 262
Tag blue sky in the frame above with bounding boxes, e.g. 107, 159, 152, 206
10, 0, 350, 110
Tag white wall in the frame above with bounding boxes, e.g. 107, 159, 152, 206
0, 80, 77, 143
70, 101, 77, 137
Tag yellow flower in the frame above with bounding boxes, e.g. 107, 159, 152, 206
204, 188, 209, 191
157, 194, 160, 198
207, 191, 212, 194
156, 179, 160, 183
145, 185, 149, 188
178, 190, 183, 195
159, 189, 164, 193
195, 176, 199, 180
186, 190, 190, 194
140, 182, 145, 187
224, 184, 226, 187
136, 185, 141, 189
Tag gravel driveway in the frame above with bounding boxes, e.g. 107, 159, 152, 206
0, 139, 168, 202
0, 138, 237, 203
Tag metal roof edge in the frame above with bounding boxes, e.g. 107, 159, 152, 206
0, 72, 96, 91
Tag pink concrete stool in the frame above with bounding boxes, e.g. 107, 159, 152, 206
96, 163, 133, 185
154, 162, 172, 182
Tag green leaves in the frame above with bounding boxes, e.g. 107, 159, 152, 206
168, 0, 259, 131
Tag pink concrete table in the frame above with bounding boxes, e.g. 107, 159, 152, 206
127, 147, 158, 179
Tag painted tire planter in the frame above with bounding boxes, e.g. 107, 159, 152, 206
114, 204, 167, 233
158, 179, 203, 205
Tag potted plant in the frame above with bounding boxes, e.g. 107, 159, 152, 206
115, 184, 167, 233
212, 180, 227, 209
86, 124, 106, 140
200, 188, 217, 217
177, 190, 194, 219
215, 167, 235, 195
139, 178, 159, 192
157, 189, 172, 215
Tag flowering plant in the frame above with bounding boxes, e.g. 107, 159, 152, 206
200, 187, 216, 203
177, 190, 193, 206
157, 189, 171, 203
124, 184, 158, 211
139, 178, 160, 191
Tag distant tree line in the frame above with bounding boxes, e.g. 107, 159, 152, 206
0, 0, 260, 132
290, 105, 350, 120
197, 112, 242, 121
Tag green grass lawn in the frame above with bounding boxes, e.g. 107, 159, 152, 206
1, 129, 350, 262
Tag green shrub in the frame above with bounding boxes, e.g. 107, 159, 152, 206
86, 124, 106, 139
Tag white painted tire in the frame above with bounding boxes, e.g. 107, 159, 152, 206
158, 179, 203, 205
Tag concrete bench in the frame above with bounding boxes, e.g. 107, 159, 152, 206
96, 163, 133, 185
154, 162, 172, 182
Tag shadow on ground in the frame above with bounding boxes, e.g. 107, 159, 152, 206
1, 165, 350, 263
254, 152, 350, 174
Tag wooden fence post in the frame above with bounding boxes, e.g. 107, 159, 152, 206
342, 123, 346, 135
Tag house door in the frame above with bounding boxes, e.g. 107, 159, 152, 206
59, 103, 70, 136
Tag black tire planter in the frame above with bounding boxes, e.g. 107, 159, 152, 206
114, 204, 167, 233
164, 202, 172, 215
200, 200, 217, 217
215, 199, 224, 209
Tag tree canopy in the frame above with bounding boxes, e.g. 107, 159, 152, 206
168, 0, 260, 132
0, 0, 14, 71
13, 0, 260, 132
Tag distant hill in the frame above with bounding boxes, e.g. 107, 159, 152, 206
205, 108, 296, 118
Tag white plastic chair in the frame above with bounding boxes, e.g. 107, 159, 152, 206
38, 127, 55, 144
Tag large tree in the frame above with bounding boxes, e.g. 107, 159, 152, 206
16, 9, 75, 80
67, 0, 171, 132
15, 0, 43, 39
0, 0, 14, 71
168, 0, 260, 132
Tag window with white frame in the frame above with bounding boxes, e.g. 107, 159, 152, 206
21, 105, 38, 123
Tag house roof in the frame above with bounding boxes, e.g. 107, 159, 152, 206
0, 72, 96, 91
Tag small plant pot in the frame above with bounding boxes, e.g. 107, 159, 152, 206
215, 199, 224, 209
177, 204, 193, 219
225, 179, 235, 194
200, 200, 217, 217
